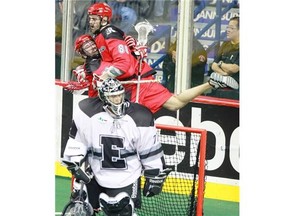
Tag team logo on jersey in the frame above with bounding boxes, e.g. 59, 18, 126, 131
98, 46, 106, 53
97, 116, 108, 123
105, 27, 116, 35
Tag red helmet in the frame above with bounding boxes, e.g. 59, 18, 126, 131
88, 3, 112, 21
74, 34, 94, 54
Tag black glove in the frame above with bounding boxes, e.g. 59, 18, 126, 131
61, 159, 92, 184
143, 168, 172, 197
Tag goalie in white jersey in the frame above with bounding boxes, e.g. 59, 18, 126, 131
63, 77, 170, 216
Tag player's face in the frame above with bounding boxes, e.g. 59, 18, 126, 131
89, 15, 101, 34
82, 40, 98, 57
226, 20, 239, 41
107, 93, 124, 105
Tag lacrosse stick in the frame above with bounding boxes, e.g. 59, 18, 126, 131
55, 79, 160, 90
55, 79, 90, 95
60, 159, 94, 216
134, 20, 155, 103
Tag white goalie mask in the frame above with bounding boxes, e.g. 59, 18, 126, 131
98, 78, 126, 119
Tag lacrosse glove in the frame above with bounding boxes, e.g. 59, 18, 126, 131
73, 66, 87, 84
143, 168, 172, 197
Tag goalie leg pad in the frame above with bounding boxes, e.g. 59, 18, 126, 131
99, 192, 136, 216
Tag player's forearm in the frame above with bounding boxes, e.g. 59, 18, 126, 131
211, 62, 228, 75
221, 63, 239, 74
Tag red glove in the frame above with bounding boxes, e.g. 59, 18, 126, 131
133, 45, 148, 59
124, 35, 148, 59
124, 35, 137, 48
72, 66, 87, 83
92, 74, 104, 90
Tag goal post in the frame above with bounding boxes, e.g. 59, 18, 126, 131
137, 123, 207, 216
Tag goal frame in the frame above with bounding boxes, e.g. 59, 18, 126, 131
156, 123, 207, 216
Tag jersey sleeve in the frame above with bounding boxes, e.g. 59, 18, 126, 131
137, 124, 164, 171
63, 137, 88, 163
63, 102, 89, 162
128, 104, 164, 171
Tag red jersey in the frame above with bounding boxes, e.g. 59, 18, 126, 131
94, 25, 154, 80
90, 25, 172, 113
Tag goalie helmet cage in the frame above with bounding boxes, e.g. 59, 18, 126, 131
135, 123, 207, 216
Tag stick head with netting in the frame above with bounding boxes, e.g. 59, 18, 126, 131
61, 200, 94, 216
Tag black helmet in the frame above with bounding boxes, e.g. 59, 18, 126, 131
98, 78, 125, 118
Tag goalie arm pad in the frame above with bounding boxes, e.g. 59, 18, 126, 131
63, 138, 87, 164
143, 168, 172, 197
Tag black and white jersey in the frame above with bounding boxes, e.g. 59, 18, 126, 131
64, 97, 164, 188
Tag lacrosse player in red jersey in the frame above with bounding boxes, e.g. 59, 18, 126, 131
84, 2, 238, 113
73, 34, 113, 97
73, 31, 238, 113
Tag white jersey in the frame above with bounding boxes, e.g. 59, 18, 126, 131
64, 97, 164, 188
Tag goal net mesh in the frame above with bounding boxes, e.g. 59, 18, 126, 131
136, 124, 207, 216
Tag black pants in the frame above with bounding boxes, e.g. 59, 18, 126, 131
86, 177, 142, 210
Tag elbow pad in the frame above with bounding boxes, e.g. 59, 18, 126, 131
63, 138, 87, 163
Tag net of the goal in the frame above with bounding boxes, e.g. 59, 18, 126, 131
135, 123, 207, 216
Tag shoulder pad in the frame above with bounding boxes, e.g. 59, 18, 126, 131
102, 25, 124, 40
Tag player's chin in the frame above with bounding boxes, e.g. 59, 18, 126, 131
90, 27, 97, 33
